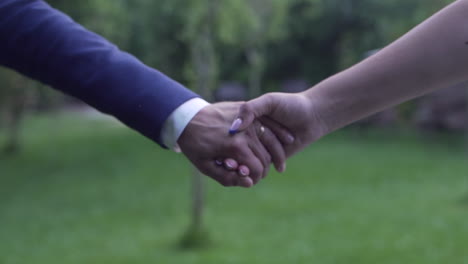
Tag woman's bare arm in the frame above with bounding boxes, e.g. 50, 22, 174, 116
232, 0, 468, 158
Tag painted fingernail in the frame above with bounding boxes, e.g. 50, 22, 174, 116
240, 167, 249, 176
215, 159, 223, 166
229, 118, 242, 135
287, 134, 295, 144
226, 160, 236, 169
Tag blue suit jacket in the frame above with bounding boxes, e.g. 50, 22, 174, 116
0, 0, 199, 147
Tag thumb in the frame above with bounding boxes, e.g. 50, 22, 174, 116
229, 94, 275, 134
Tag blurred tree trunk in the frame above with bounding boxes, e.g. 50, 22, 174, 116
191, 168, 204, 230
245, 0, 271, 99
190, 8, 216, 234
457, 83, 468, 204
180, 0, 219, 248
0, 73, 34, 155
2, 94, 26, 154
464, 87, 468, 204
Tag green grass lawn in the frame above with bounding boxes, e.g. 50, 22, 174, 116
1, 113, 468, 264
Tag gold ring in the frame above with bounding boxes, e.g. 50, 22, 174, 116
259, 125, 265, 135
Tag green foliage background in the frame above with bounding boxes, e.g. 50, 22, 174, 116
33, 0, 455, 90
0, 0, 458, 126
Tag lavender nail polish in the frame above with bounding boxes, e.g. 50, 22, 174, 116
229, 118, 242, 135
240, 167, 249, 176
226, 160, 236, 169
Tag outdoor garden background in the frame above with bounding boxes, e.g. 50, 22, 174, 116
1, 0, 467, 263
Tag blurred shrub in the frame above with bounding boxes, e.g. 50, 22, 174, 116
0, 0, 462, 134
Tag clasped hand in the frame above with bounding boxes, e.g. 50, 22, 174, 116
177, 92, 327, 188
178, 101, 294, 188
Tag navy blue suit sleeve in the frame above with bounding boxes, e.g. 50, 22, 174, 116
0, 0, 199, 147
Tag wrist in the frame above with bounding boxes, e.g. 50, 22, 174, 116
161, 98, 210, 151
301, 71, 363, 135
298, 90, 330, 139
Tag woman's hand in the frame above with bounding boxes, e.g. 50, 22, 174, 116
229, 92, 329, 158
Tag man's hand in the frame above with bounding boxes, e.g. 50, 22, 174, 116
230, 92, 328, 158
178, 101, 291, 188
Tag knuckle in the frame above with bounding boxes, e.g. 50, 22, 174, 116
225, 142, 237, 153
241, 103, 253, 112
262, 93, 275, 105
232, 136, 245, 146
240, 103, 253, 116
228, 139, 245, 153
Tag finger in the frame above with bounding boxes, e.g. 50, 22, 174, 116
223, 158, 239, 171
213, 159, 251, 185
238, 165, 250, 177
229, 94, 277, 134
258, 124, 287, 173
247, 124, 272, 179
202, 161, 243, 187
237, 165, 255, 187
238, 174, 254, 188
233, 146, 264, 185
237, 165, 256, 187
259, 116, 295, 145
223, 136, 265, 185
244, 144, 270, 181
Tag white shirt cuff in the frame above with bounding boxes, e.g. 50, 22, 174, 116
161, 98, 210, 151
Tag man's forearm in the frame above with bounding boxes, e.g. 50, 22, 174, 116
0, 0, 198, 146
304, 0, 468, 134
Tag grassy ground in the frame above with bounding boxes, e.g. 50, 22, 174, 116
1, 113, 468, 264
